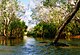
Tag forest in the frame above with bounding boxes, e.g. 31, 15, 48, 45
0, 0, 79, 45
0, 0, 27, 39
27, 0, 80, 45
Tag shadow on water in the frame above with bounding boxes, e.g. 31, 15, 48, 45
0, 36, 23, 46
0, 36, 80, 55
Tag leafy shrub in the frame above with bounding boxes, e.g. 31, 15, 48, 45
9, 19, 26, 38
27, 21, 57, 39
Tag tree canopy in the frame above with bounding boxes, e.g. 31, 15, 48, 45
0, 0, 27, 38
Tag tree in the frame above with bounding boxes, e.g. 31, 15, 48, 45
53, 0, 80, 44
9, 19, 26, 38
31, 0, 74, 26
0, 0, 25, 37
31, 0, 80, 45
27, 21, 57, 39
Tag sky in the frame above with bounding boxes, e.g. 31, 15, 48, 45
18, 0, 36, 28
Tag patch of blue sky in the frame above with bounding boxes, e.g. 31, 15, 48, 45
18, 0, 36, 27
19, 0, 29, 6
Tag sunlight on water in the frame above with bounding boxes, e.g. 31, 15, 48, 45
23, 36, 28, 40
23, 36, 36, 47
23, 36, 36, 45
0, 36, 80, 55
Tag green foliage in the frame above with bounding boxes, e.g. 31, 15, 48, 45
64, 20, 80, 36
28, 19, 80, 39
9, 19, 26, 30
43, 0, 67, 7
0, 0, 25, 37
30, 0, 80, 40
43, 0, 57, 7
27, 21, 57, 39
9, 19, 26, 38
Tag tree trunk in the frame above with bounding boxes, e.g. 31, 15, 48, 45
10, 29, 12, 37
53, 0, 80, 44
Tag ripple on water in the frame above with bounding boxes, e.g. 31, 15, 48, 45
0, 37, 80, 55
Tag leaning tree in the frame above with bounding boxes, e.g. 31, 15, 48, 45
53, 0, 80, 44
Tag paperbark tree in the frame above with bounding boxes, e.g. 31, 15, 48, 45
0, 0, 25, 37
53, 0, 80, 44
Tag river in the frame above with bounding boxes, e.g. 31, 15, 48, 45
0, 36, 80, 55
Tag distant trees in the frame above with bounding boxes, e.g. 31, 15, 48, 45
27, 21, 57, 39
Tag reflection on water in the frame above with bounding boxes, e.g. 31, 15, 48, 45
24, 36, 36, 46
0, 36, 80, 55
0, 36, 23, 46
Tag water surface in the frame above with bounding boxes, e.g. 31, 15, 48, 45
0, 36, 80, 55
